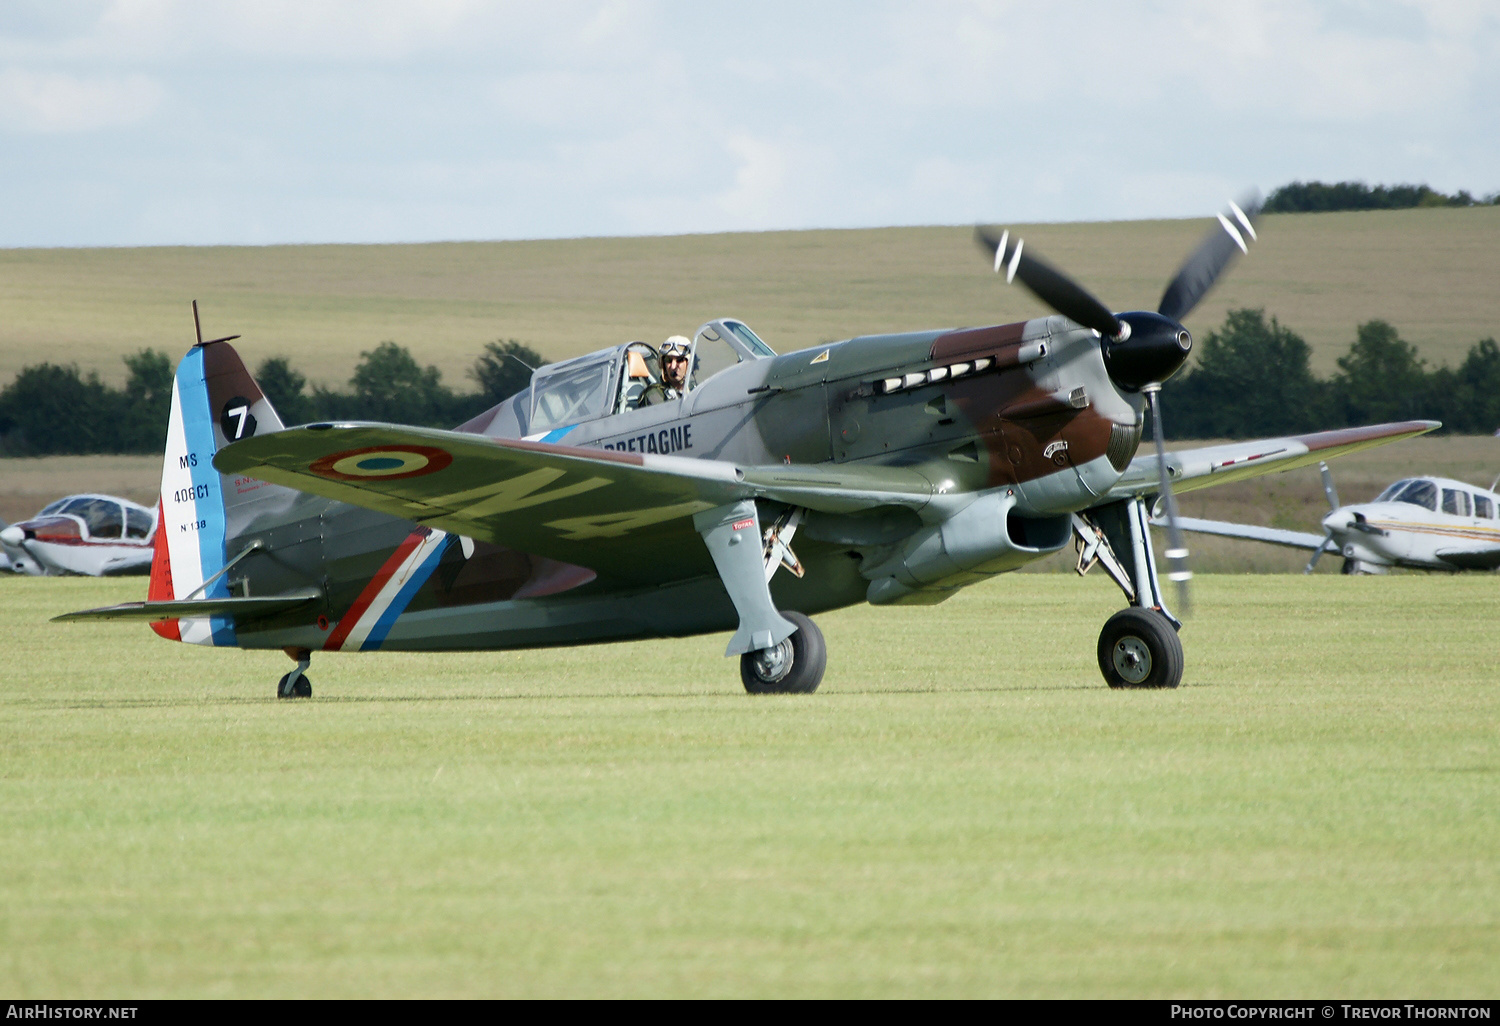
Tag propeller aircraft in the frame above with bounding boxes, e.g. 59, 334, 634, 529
1165, 462, 1500, 574
2, 495, 157, 576
59, 205, 1437, 696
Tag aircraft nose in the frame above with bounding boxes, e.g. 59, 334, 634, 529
1322, 509, 1353, 534
0, 525, 24, 547
1101, 311, 1194, 392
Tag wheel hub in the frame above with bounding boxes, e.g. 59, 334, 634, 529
1112, 636, 1152, 684
750, 638, 794, 683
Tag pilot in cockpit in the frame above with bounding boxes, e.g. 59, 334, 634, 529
639, 335, 691, 406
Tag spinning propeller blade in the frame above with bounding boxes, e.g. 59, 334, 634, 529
1157, 193, 1262, 322
1319, 461, 1340, 510
974, 227, 1122, 338
1145, 387, 1191, 614
1304, 529, 1336, 574
1303, 463, 1342, 573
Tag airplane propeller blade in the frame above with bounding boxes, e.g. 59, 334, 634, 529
1319, 461, 1340, 511
1145, 386, 1191, 615
974, 227, 1123, 338
1304, 528, 1337, 574
1157, 193, 1262, 322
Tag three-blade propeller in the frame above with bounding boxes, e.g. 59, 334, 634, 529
1304, 462, 1341, 573
975, 227, 1123, 338
975, 193, 1263, 615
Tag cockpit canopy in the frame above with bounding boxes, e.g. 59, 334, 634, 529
36, 494, 156, 540
527, 319, 775, 434
1375, 478, 1499, 519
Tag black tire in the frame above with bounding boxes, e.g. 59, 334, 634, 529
1097, 608, 1183, 689
740, 611, 826, 694
277, 672, 312, 699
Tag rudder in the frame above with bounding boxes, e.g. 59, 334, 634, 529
152, 339, 290, 645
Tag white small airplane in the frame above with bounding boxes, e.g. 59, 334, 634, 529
0, 494, 157, 576
1161, 463, 1500, 574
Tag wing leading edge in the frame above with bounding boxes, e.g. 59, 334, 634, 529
1149, 516, 1328, 551
1099, 420, 1439, 504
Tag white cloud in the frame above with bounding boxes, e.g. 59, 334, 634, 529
0, 1, 1496, 245
0, 69, 162, 132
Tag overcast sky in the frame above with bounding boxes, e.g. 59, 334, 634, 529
1, 1, 1496, 247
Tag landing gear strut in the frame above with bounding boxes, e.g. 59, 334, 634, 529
1073, 497, 1184, 689
694, 499, 827, 695
278, 647, 312, 698
740, 611, 826, 694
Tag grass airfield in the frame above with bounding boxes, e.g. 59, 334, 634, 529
3, 573, 1496, 998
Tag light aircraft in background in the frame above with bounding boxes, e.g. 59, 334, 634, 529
59, 205, 1438, 696
1162, 462, 1500, 573
1, 495, 157, 576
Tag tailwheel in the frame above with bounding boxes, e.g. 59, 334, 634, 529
277, 648, 313, 699
1097, 608, 1183, 689
740, 611, 826, 694
277, 672, 312, 698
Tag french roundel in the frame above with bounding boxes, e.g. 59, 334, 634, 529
309, 445, 454, 481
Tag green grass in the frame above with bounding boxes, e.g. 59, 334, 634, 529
2, 573, 1497, 997
3, 206, 1498, 390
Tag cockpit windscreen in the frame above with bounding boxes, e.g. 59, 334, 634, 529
1374, 480, 1412, 502
60, 496, 124, 539
1391, 479, 1437, 512
530, 357, 616, 433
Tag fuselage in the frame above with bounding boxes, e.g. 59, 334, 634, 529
1329, 476, 1500, 571
174, 314, 1164, 654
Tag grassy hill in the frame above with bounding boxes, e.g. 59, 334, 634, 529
1, 206, 1497, 391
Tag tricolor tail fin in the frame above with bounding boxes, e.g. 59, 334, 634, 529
151, 328, 294, 645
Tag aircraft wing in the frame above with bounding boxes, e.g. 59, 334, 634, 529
1435, 548, 1500, 571
1150, 516, 1328, 551
215, 423, 936, 583
1098, 420, 1439, 503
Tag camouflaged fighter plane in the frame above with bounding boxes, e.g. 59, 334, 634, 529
59, 203, 1437, 696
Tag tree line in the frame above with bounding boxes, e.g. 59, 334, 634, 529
0, 339, 542, 456
2, 315, 1496, 454
1162, 309, 1500, 439
1264, 180, 1499, 213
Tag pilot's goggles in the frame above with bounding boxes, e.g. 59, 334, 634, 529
660, 341, 690, 359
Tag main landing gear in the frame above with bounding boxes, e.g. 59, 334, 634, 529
695, 500, 828, 695
278, 647, 312, 698
1072, 498, 1184, 689
740, 611, 826, 694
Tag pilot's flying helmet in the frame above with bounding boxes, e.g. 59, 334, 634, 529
660, 335, 691, 359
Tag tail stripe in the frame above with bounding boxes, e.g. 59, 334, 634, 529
147, 498, 181, 642
161, 348, 235, 647
360, 540, 451, 650
324, 528, 451, 652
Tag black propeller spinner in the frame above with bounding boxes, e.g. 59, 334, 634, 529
974, 194, 1263, 615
